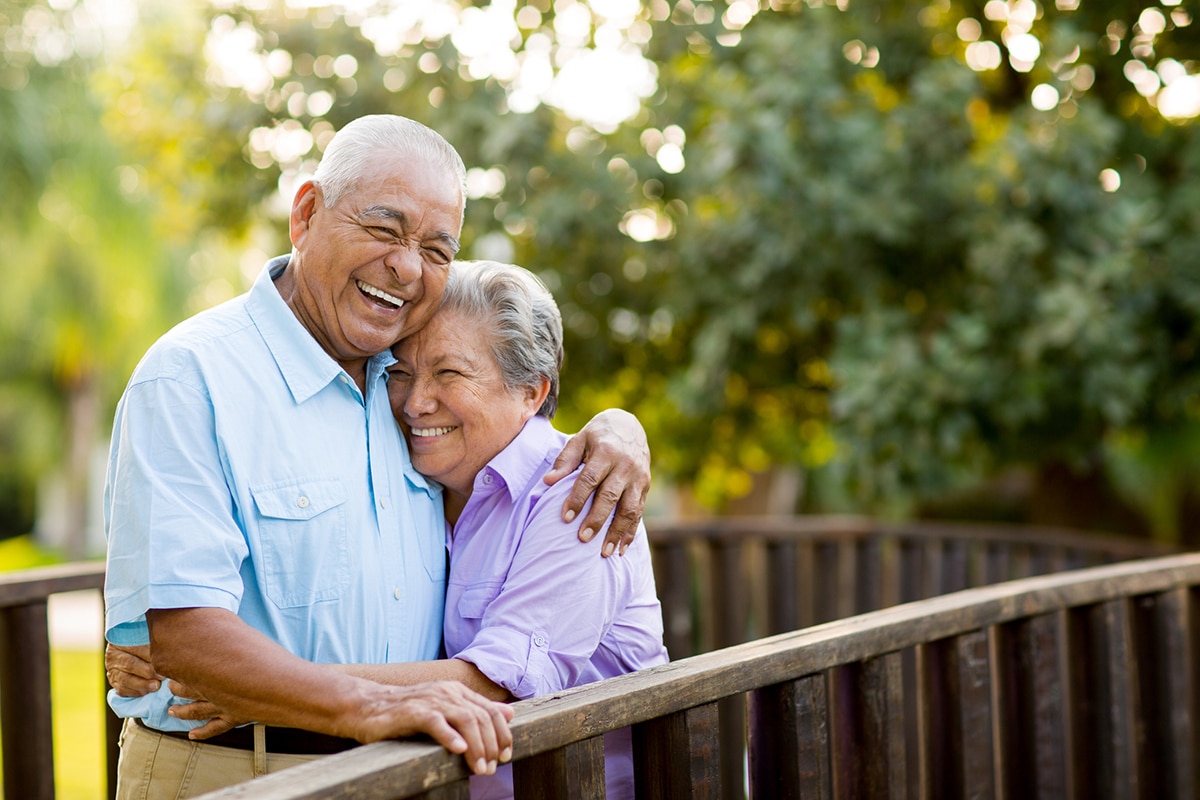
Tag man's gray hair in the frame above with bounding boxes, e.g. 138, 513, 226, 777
313, 115, 467, 210
442, 260, 564, 419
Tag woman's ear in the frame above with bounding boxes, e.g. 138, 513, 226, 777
524, 378, 551, 418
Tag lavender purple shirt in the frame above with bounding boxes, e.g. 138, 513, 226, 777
441, 415, 668, 800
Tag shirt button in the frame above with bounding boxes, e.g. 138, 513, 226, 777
380, 498, 388, 510
482, 473, 493, 485
534, 635, 547, 647
297, 496, 310, 509
393, 588, 403, 600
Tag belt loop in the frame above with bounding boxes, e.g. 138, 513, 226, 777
253, 724, 267, 776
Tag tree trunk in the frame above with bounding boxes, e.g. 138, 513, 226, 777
61, 371, 99, 560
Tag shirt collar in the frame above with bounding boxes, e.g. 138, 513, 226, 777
246, 255, 393, 405
481, 415, 557, 501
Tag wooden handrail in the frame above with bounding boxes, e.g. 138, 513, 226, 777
190, 553, 1200, 799
0, 518, 1177, 798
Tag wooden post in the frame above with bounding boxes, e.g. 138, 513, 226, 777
633, 702, 721, 800
0, 601, 55, 800
748, 673, 830, 800
513, 737, 606, 799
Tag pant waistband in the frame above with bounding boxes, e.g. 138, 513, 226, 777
134, 717, 360, 755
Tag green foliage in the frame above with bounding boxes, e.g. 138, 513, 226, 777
3, 0, 1199, 531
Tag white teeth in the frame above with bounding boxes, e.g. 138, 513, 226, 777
357, 280, 404, 308
411, 426, 455, 437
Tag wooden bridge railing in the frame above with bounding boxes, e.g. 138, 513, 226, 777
0, 517, 1176, 798
192, 552, 1200, 799
647, 516, 1174, 796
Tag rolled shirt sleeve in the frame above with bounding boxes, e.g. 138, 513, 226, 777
443, 417, 666, 700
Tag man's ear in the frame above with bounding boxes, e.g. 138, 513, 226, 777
289, 181, 322, 248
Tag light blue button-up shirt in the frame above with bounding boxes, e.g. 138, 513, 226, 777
103, 256, 446, 730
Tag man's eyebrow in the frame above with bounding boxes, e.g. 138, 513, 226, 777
359, 205, 405, 223
359, 205, 460, 253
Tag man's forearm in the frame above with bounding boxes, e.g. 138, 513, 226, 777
334, 658, 512, 702
147, 607, 379, 739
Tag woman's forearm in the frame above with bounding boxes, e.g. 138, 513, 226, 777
334, 658, 513, 702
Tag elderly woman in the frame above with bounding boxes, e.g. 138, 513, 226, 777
382, 259, 668, 797
117, 260, 668, 798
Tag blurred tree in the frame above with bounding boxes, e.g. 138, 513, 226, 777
4, 0, 1199, 547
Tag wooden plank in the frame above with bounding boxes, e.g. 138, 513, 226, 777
766, 540, 800, 635
829, 655, 904, 799
748, 674, 830, 800
990, 614, 1066, 800
983, 542, 1010, 586
1026, 613, 1066, 800
106, 705, 123, 800
633, 702, 721, 800
513, 737, 605, 799
0, 561, 105, 605
957, 630, 994, 799
941, 539, 970, 595
899, 540, 924, 603
0, 601, 55, 800
797, 539, 817, 629
1062, 605, 1100, 800
856, 537, 883, 614
1129, 588, 1195, 799
814, 541, 840, 624
710, 540, 747, 800
411, 783, 471, 800
905, 629, 998, 800
653, 541, 695, 660
916, 638, 962, 800
1091, 598, 1141, 800
189, 739, 477, 799
922, 539, 945, 601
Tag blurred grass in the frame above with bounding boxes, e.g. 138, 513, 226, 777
0, 535, 106, 799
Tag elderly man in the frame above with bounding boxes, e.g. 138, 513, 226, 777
103, 115, 651, 798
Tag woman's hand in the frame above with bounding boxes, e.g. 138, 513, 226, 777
105, 643, 164, 697
544, 408, 650, 557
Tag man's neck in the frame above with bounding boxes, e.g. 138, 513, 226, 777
272, 259, 369, 394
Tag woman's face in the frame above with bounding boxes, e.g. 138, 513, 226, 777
388, 309, 545, 503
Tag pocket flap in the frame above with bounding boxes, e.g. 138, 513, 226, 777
251, 478, 345, 520
456, 583, 501, 619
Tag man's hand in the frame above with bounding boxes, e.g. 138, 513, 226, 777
354, 681, 515, 775
144, 607, 512, 775
106, 643, 164, 697
544, 408, 650, 557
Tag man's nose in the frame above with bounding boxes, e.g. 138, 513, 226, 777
384, 243, 424, 286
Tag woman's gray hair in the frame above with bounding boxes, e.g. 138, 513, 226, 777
313, 115, 467, 210
441, 260, 564, 419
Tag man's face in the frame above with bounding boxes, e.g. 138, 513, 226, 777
287, 156, 464, 371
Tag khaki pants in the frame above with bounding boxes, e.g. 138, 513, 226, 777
115, 718, 321, 800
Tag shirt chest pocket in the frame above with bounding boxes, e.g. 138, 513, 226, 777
252, 478, 349, 608
456, 583, 502, 621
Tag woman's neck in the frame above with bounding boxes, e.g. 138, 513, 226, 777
444, 490, 469, 527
